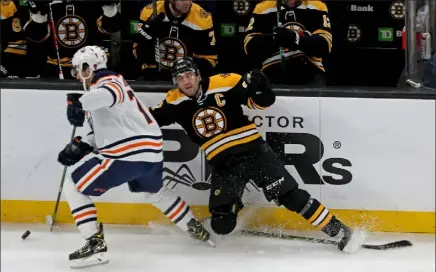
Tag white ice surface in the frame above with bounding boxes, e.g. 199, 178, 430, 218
1, 222, 435, 272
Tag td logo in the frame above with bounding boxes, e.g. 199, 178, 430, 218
378, 28, 394, 42
221, 24, 236, 37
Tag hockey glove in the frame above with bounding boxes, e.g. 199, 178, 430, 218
272, 26, 300, 51
27, 1, 49, 15
67, 93, 85, 127
245, 69, 271, 97
57, 137, 94, 166
138, 13, 165, 41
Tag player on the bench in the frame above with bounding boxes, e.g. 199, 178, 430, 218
57, 46, 212, 269
149, 57, 365, 252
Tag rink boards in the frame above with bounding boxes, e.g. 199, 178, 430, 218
1, 89, 435, 233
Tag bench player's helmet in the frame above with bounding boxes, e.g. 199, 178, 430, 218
171, 57, 200, 85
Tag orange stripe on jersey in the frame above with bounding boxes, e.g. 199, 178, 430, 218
169, 201, 186, 220
90, 75, 115, 87
101, 141, 162, 155
73, 210, 97, 221
77, 159, 111, 191
106, 82, 124, 104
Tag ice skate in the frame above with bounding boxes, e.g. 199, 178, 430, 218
69, 222, 109, 269
335, 225, 366, 253
187, 218, 215, 246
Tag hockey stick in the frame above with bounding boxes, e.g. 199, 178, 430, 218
152, 0, 161, 72
241, 230, 413, 250
276, 0, 286, 73
46, 126, 77, 231
48, 2, 65, 79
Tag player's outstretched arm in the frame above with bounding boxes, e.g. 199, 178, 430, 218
79, 88, 116, 111
148, 99, 177, 127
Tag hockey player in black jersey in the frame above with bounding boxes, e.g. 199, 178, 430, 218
133, 0, 217, 81
244, 0, 332, 85
149, 57, 365, 252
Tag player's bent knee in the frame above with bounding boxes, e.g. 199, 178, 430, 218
211, 213, 237, 235
209, 200, 243, 235
277, 188, 311, 213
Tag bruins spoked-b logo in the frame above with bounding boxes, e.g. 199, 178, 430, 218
282, 22, 305, 35
390, 1, 405, 19
193, 107, 227, 138
159, 37, 187, 69
233, 0, 250, 15
56, 15, 88, 48
347, 25, 361, 43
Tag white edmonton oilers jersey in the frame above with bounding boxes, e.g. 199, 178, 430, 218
79, 70, 163, 162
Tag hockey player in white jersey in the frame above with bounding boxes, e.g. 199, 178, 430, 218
57, 45, 212, 269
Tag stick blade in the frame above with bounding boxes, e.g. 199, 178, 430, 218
45, 215, 54, 231
242, 230, 413, 251
362, 240, 413, 250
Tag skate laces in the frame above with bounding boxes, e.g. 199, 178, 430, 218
188, 221, 207, 240
75, 240, 92, 254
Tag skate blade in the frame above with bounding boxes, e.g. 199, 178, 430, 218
343, 230, 366, 253
69, 253, 109, 269
206, 239, 216, 247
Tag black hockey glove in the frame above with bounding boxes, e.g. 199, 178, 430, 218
66, 93, 85, 127
272, 26, 300, 51
245, 69, 271, 97
27, 1, 49, 15
138, 13, 165, 41
57, 137, 94, 166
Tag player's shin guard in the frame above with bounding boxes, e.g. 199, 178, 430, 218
149, 188, 211, 242
279, 188, 365, 252
63, 176, 99, 238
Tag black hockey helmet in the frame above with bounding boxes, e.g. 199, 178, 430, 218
171, 57, 200, 84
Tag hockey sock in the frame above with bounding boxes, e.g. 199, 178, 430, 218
63, 176, 98, 238
299, 198, 342, 237
149, 188, 194, 232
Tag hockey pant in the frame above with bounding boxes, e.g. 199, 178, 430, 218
209, 143, 339, 237
63, 157, 195, 238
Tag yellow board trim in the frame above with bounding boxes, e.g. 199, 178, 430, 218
1, 200, 434, 233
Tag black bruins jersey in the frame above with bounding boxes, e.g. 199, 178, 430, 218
1, 0, 26, 55
23, 1, 120, 76
1, 0, 27, 77
244, 0, 332, 75
149, 73, 275, 164
134, 1, 217, 80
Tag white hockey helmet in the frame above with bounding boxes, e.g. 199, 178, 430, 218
71, 45, 107, 77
